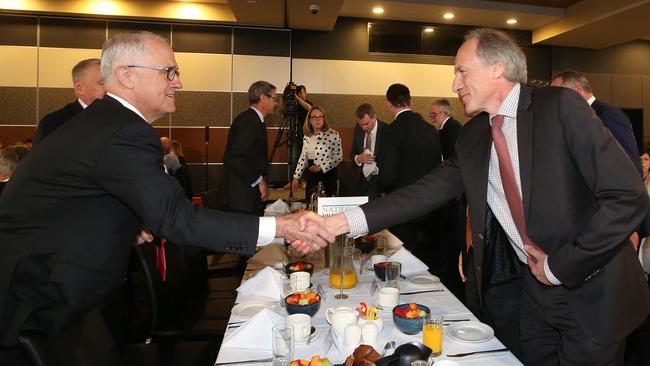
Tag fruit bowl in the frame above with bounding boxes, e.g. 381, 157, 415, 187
392, 303, 430, 335
285, 260, 314, 275
285, 291, 321, 316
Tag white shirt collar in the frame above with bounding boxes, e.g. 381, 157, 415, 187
371, 119, 378, 136
587, 95, 596, 106
106, 92, 147, 122
250, 107, 265, 123
77, 98, 89, 109
395, 108, 411, 118
490, 83, 520, 122
439, 116, 450, 130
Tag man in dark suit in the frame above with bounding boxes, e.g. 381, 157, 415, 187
0, 32, 329, 365
380, 83, 441, 250
350, 103, 387, 200
429, 98, 462, 161
32, 58, 105, 145
0, 145, 29, 197
310, 28, 650, 365
551, 70, 642, 174
220, 80, 277, 216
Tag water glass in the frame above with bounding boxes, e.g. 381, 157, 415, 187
272, 324, 294, 366
422, 314, 443, 357
385, 262, 401, 288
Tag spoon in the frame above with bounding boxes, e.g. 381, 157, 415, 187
381, 340, 396, 356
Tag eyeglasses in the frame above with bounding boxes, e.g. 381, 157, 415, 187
127, 65, 180, 81
429, 111, 445, 119
310, 115, 325, 120
265, 94, 280, 101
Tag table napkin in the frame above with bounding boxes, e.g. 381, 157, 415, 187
221, 308, 285, 350
247, 244, 288, 270
264, 199, 291, 216
236, 266, 284, 300
389, 247, 428, 276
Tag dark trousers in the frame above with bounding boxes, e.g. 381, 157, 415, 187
520, 271, 625, 366
305, 160, 337, 198
357, 175, 379, 200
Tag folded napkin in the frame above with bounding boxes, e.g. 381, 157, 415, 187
389, 247, 428, 276
222, 308, 285, 350
237, 266, 284, 300
247, 244, 288, 270
264, 199, 291, 216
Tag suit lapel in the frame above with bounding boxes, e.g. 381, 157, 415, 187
516, 85, 534, 218
374, 122, 383, 155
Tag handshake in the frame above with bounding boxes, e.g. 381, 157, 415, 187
276, 211, 350, 254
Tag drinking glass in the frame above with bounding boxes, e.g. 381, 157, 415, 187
385, 262, 401, 288
272, 324, 294, 366
422, 314, 443, 357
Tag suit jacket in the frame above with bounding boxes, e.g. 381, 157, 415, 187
220, 108, 269, 213
349, 121, 388, 190
591, 99, 642, 175
379, 110, 442, 193
0, 96, 259, 346
361, 85, 650, 343
33, 100, 84, 145
439, 117, 462, 160
293, 129, 342, 178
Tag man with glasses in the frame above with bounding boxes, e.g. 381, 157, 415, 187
33, 58, 105, 145
0, 33, 330, 365
220, 80, 278, 216
429, 98, 462, 161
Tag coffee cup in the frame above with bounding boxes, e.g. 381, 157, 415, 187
378, 287, 400, 309
289, 271, 310, 292
286, 313, 311, 343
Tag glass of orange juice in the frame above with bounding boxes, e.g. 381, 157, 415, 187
422, 314, 443, 357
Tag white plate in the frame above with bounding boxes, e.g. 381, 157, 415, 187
434, 361, 460, 366
324, 281, 361, 294
230, 300, 274, 318
446, 321, 494, 343
406, 274, 440, 287
295, 327, 320, 345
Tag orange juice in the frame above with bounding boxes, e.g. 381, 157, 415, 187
329, 269, 358, 289
423, 323, 443, 356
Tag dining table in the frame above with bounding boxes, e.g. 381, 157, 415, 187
214, 230, 523, 366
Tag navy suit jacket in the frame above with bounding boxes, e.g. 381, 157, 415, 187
33, 100, 84, 146
591, 99, 641, 174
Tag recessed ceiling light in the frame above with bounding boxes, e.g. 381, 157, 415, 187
443, 13, 454, 20
424, 27, 434, 33
372, 7, 384, 14
506, 18, 517, 25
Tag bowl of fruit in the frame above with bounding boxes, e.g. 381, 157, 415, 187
285, 260, 314, 275
285, 291, 321, 316
289, 355, 332, 366
392, 303, 430, 335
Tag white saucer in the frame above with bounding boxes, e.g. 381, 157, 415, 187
406, 274, 440, 287
230, 300, 275, 318
446, 321, 494, 343
295, 328, 320, 345
324, 282, 361, 294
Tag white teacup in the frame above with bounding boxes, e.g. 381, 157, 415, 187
377, 287, 400, 309
289, 271, 310, 292
286, 313, 311, 343
326, 306, 358, 337
358, 317, 383, 332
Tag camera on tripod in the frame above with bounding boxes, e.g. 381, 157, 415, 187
282, 81, 299, 117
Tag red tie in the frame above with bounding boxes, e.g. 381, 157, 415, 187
491, 115, 539, 261
155, 237, 167, 281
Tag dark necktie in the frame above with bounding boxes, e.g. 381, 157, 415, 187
365, 132, 372, 150
491, 115, 539, 260
155, 237, 167, 281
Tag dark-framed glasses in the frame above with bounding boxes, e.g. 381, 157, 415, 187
265, 93, 280, 101
310, 115, 325, 120
127, 65, 180, 81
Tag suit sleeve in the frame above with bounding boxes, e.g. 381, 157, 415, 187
378, 124, 399, 191
548, 91, 648, 289
93, 122, 259, 256
293, 136, 309, 179
223, 119, 266, 185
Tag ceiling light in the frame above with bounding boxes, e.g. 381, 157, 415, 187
372, 7, 384, 14
177, 4, 203, 19
506, 18, 517, 25
424, 28, 434, 33
89, 1, 118, 15
0, 0, 24, 9
443, 13, 454, 20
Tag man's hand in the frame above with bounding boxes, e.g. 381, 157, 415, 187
356, 153, 375, 165
277, 212, 335, 254
458, 252, 467, 283
525, 244, 553, 286
291, 178, 299, 192
630, 232, 639, 251
135, 228, 154, 245
308, 165, 322, 173
259, 179, 269, 201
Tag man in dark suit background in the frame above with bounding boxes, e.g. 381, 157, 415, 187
0, 32, 329, 365
220, 80, 277, 216
0, 144, 30, 197
32, 58, 105, 145
311, 28, 650, 365
350, 103, 387, 200
429, 98, 462, 161
380, 83, 441, 250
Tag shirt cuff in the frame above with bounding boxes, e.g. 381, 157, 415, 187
257, 217, 276, 246
544, 256, 562, 285
251, 175, 263, 187
343, 207, 369, 238
354, 155, 362, 166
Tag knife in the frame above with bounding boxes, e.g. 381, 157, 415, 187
214, 358, 273, 365
400, 289, 444, 295
446, 348, 508, 357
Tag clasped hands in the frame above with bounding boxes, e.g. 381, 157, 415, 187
278, 212, 347, 254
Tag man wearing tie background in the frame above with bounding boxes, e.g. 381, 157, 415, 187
350, 103, 387, 200
429, 98, 462, 161
306, 28, 650, 365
